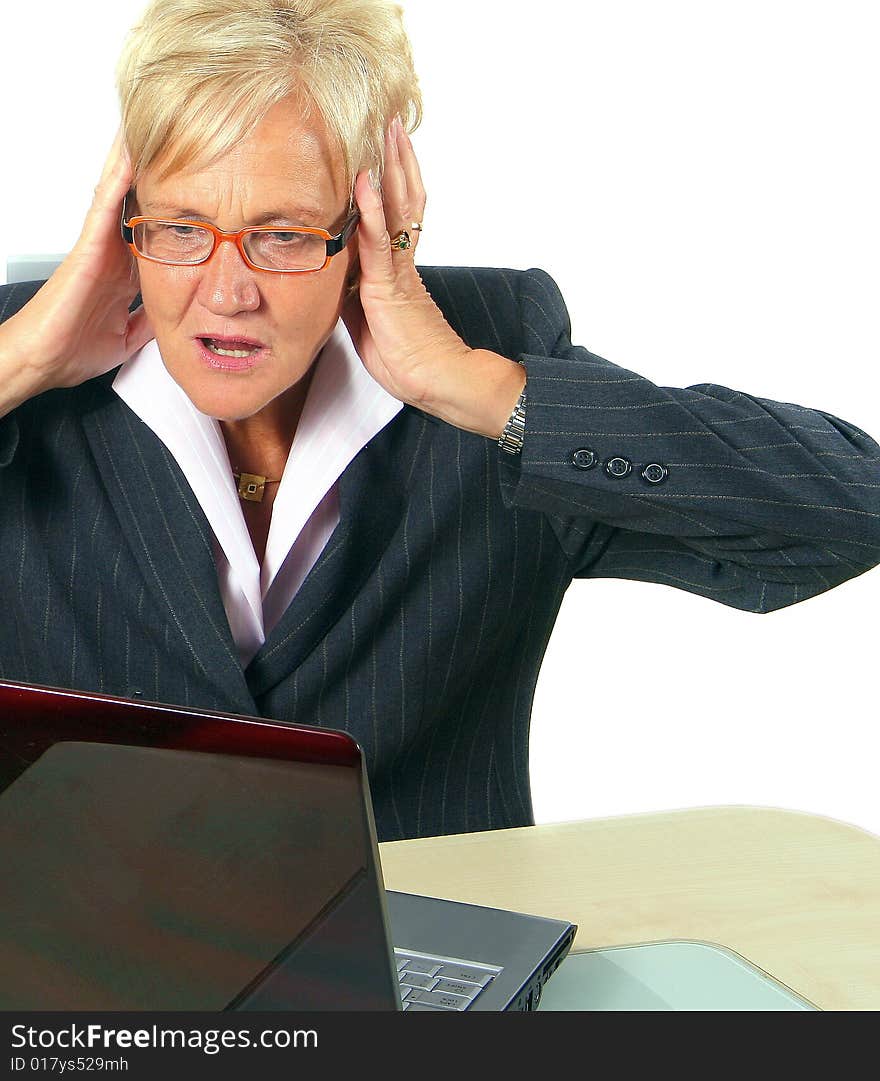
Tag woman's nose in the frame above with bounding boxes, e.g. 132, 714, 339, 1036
196, 238, 260, 314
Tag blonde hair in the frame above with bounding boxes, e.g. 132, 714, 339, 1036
116, 0, 422, 196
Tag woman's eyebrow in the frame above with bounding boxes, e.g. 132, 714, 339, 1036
138, 203, 325, 225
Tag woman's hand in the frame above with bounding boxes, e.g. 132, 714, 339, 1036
0, 128, 154, 417
345, 118, 525, 439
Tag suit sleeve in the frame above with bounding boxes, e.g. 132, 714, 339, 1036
498, 268, 880, 613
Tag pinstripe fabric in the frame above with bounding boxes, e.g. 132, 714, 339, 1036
1, 268, 879, 841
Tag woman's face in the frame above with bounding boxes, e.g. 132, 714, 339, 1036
134, 96, 355, 422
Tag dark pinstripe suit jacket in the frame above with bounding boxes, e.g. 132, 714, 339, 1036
2, 267, 880, 841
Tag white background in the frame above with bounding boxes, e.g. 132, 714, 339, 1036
2, 2, 878, 833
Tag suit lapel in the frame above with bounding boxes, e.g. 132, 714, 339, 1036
81, 386, 257, 715
245, 406, 434, 699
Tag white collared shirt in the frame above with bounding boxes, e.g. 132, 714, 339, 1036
113, 320, 402, 666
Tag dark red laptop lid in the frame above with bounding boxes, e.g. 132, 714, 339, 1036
0, 680, 400, 1010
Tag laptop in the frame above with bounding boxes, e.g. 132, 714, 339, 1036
0, 679, 575, 1011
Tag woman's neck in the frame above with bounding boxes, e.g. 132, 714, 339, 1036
219, 369, 314, 565
220, 368, 313, 482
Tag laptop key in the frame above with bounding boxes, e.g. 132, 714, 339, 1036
399, 972, 438, 990
436, 964, 493, 986
407, 988, 471, 1010
400, 959, 442, 976
433, 978, 482, 999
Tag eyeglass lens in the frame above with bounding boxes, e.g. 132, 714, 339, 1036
132, 221, 328, 271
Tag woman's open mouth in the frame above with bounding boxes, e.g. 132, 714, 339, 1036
195, 335, 267, 370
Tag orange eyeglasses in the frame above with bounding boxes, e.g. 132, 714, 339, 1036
121, 199, 360, 274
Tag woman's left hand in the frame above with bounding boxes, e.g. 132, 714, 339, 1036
345, 118, 525, 438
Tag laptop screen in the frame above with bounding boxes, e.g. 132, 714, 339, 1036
0, 682, 400, 1010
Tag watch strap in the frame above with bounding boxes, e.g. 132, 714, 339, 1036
497, 379, 527, 456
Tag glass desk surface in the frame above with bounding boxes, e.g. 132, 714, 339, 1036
537, 940, 817, 1011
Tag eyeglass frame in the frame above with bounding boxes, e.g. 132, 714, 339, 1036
120, 196, 361, 274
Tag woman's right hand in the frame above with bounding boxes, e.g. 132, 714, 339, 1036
0, 128, 154, 417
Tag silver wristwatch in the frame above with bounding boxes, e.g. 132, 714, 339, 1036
497, 382, 527, 456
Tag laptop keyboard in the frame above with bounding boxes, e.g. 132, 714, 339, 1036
394, 948, 502, 1011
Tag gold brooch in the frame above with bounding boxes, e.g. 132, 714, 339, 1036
232, 470, 281, 503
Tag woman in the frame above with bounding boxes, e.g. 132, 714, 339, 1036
1, 0, 879, 842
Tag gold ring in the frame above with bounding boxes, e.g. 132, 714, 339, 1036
390, 229, 413, 251
410, 222, 423, 232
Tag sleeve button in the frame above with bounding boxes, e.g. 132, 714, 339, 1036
605, 456, 632, 478
570, 447, 598, 470
641, 463, 669, 484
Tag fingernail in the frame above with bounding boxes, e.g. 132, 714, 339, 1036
368, 167, 382, 191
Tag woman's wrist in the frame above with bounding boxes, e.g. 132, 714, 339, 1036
0, 316, 51, 419
422, 349, 527, 439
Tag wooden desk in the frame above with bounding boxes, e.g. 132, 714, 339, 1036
378, 806, 880, 1011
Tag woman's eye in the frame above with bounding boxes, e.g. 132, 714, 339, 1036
264, 231, 305, 244
170, 224, 198, 236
